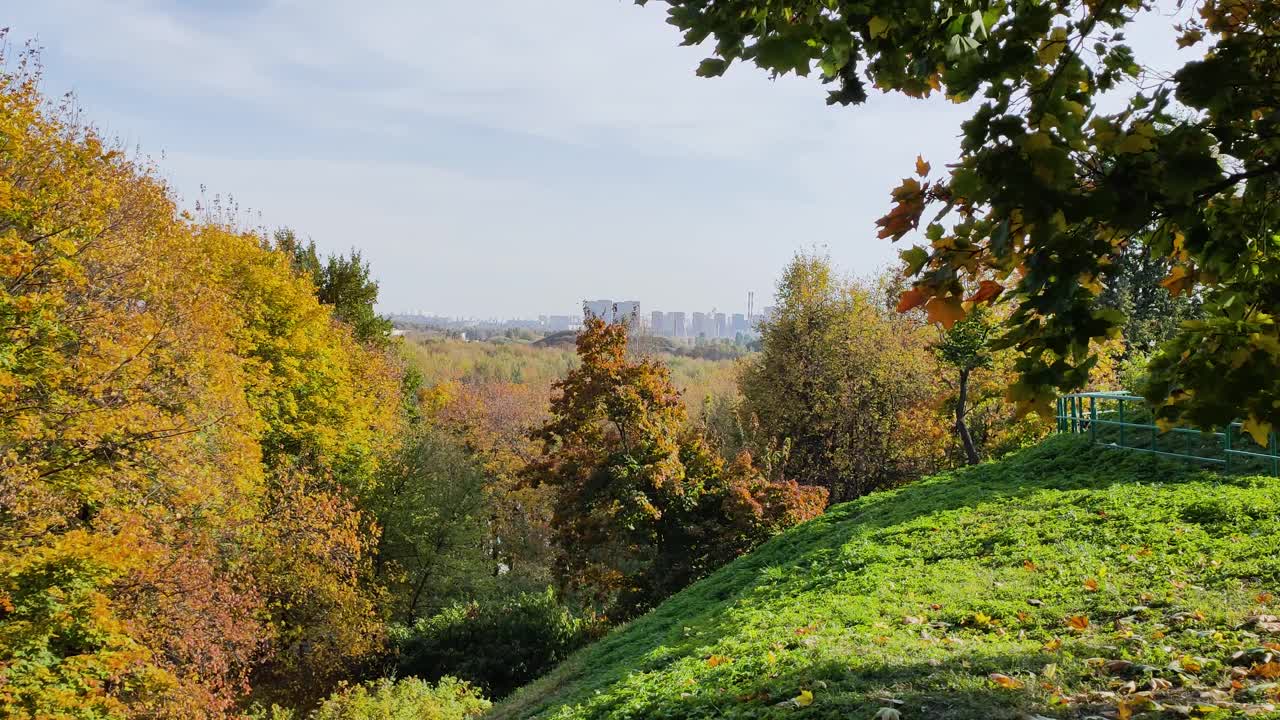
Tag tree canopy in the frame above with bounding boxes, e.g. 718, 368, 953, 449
638, 0, 1280, 441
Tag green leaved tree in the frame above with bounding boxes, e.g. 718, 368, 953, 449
738, 253, 942, 501
934, 305, 997, 465
272, 229, 393, 346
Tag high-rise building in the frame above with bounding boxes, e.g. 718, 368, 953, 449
731, 313, 747, 334
583, 299, 613, 322
650, 311, 665, 336
714, 312, 727, 338
691, 312, 708, 338
615, 300, 640, 326
671, 311, 686, 338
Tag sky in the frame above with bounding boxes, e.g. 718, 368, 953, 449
5, 1, 1190, 319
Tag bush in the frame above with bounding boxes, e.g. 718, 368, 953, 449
392, 589, 597, 699
310, 677, 488, 720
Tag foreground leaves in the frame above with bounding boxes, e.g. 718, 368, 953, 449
641, 0, 1280, 433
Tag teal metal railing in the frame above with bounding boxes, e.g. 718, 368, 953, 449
1057, 392, 1280, 476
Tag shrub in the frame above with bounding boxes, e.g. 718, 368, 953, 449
310, 677, 488, 720
392, 589, 597, 699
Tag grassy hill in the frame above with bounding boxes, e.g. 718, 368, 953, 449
493, 436, 1280, 720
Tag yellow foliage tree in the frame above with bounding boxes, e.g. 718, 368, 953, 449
0, 40, 405, 717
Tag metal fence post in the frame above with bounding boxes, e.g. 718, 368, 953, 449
1119, 398, 1126, 448
1089, 396, 1097, 444
1271, 431, 1278, 477
1225, 424, 1233, 473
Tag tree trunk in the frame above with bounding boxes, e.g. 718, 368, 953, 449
956, 368, 979, 465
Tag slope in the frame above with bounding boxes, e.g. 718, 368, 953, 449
492, 435, 1280, 720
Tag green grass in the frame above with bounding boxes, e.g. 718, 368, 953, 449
492, 436, 1280, 720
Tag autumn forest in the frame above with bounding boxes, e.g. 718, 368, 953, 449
4, 0, 1280, 718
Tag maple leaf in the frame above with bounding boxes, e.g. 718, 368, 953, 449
1066, 615, 1090, 632
1242, 416, 1273, 447
795, 689, 814, 707
1083, 578, 1099, 592
706, 654, 730, 668
1177, 28, 1205, 48
897, 288, 927, 313
967, 280, 1004, 304
1159, 264, 1195, 297
1023, 560, 1038, 572
925, 296, 966, 329
989, 673, 1023, 689
1251, 662, 1280, 679
1044, 637, 1063, 651
876, 178, 926, 240
915, 155, 931, 177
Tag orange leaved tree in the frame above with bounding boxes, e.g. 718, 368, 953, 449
526, 318, 825, 618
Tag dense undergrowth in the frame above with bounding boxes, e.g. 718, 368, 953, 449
494, 436, 1280, 720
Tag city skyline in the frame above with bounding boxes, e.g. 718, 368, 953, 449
390, 291, 771, 325
391, 293, 777, 340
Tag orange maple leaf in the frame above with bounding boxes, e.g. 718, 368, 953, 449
925, 296, 966, 329
1066, 615, 1090, 632
916, 155, 932, 177
1251, 662, 1280, 679
897, 288, 927, 313
1160, 264, 1195, 297
967, 279, 1004, 304
989, 673, 1023, 689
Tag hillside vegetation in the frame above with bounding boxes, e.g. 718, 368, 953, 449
495, 436, 1280, 720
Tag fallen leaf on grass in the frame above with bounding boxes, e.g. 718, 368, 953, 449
989, 673, 1023, 689
706, 655, 730, 668
1067, 615, 1090, 631
1083, 578, 1099, 592
795, 690, 814, 707
1251, 662, 1280, 678
1176, 655, 1203, 673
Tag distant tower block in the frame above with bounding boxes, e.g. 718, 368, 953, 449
614, 300, 640, 326
583, 299, 613, 322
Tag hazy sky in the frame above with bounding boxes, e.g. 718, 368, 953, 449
6, 1, 1190, 318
